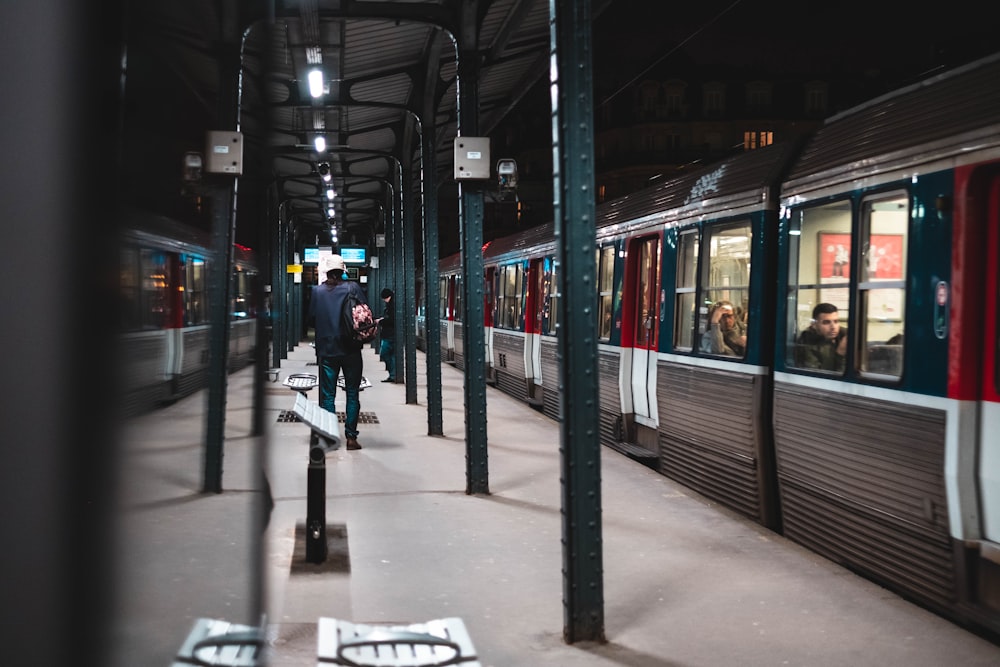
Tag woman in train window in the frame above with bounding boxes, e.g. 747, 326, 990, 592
701, 300, 746, 356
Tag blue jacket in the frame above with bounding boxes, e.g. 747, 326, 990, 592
309, 279, 366, 358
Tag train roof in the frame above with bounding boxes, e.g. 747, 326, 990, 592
595, 139, 801, 234
783, 51, 1000, 196
475, 138, 802, 264
121, 208, 256, 268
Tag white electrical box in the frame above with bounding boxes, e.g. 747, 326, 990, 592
453, 137, 490, 180
205, 131, 243, 175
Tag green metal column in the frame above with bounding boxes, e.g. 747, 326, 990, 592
457, 2, 489, 495
402, 161, 418, 403
550, 0, 605, 643
422, 121, 444, 435
203, 37, 242, 494
271, 203, 286, 367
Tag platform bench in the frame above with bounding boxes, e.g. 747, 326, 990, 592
293, 391, 342, 450
171, 617, 263, 667
317, 617, 480, 667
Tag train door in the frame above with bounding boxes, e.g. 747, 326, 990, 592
525, 258, 546, 390
623, 235, 661, 427
978, 172, 1000, 541
163, 251, 184, 380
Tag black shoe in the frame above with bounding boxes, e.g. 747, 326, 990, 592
381, 377, 395, 383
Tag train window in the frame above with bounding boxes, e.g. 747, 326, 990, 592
786, 200, 851, 373
858, 194, 907, 378
120, 247, 141, 331
140, 249, 170, 330
496, 263, 523, 330
673, 230, 699, 350
597, 245, 615, 340
700, 223, 751, 358
231, 268, 252, 320
438, 277, 449, 319
634, 237, 660, 346
183, 255, 207, 325
454, 276, 464, 323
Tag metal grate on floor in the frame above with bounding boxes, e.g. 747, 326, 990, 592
277, 410, 379, 424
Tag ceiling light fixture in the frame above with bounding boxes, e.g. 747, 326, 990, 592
308, 69, 324, 98
314, 135, 326, 152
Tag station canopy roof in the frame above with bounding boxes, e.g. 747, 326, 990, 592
129, 0, 611, 249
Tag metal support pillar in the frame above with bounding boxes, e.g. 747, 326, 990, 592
422, 122, 444, 435
204, 181, 237, 495
551, 0, 605, 644
202, 32, 242, 494
456, 13, 489, 494
402, 163, 417, 403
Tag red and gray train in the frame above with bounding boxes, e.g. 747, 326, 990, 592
119, 211, 259, 417
419, 53, 1000, 638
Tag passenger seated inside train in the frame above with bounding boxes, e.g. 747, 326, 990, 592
794, 302, 847, 371
701, 300, 746, 357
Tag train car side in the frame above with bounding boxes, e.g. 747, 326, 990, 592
119, 214, 259, 417
772, 54, 1000, 634
432, 52, 1000, 640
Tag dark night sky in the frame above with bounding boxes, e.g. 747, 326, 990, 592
594, 0, 997, 99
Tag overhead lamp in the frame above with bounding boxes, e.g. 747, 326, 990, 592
317, 162, 331, 182
326, 188, 335, 200
308, 69, 324, 98
314, 135, 326, 153
327, 207, 335, 217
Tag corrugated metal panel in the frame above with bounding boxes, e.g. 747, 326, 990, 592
344, 20, 431, 80
595, 139, 801, 231
454, 322, 465, 369
658, 363, 766, 522
785, 53, 1000, 196
438, 329, 451, 362
540, 339, 560, 421
484, 221, 555, 263
597, 349, 622, 447
492, 332, 528, 401
773, 383, 956, 611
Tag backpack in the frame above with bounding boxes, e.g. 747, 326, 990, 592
341, 286, 378, 346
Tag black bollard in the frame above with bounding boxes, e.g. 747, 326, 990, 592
305, 441, 327, 563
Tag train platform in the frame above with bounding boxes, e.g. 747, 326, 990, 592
115, 342, 1000, 667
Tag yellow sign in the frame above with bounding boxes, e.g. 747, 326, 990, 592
287, 264, 302, 273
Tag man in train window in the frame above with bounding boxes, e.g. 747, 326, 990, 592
795, 302, 847, 371
701, 300, 746, 356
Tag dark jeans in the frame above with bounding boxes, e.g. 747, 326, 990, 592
379, 338, 396, 380
318, 351, 363, 439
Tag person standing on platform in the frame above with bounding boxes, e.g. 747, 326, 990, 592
377, 287, 396, 382
309, 254, 365, 450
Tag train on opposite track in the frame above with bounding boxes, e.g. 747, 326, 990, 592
417, 52, 1000, 639
119, 210, 260, 417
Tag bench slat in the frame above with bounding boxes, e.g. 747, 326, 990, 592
172, 617, 262, 667
293, 393, 342, 448
317, 617, 480, 666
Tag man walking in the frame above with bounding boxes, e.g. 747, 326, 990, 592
309, 254, 366, 450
